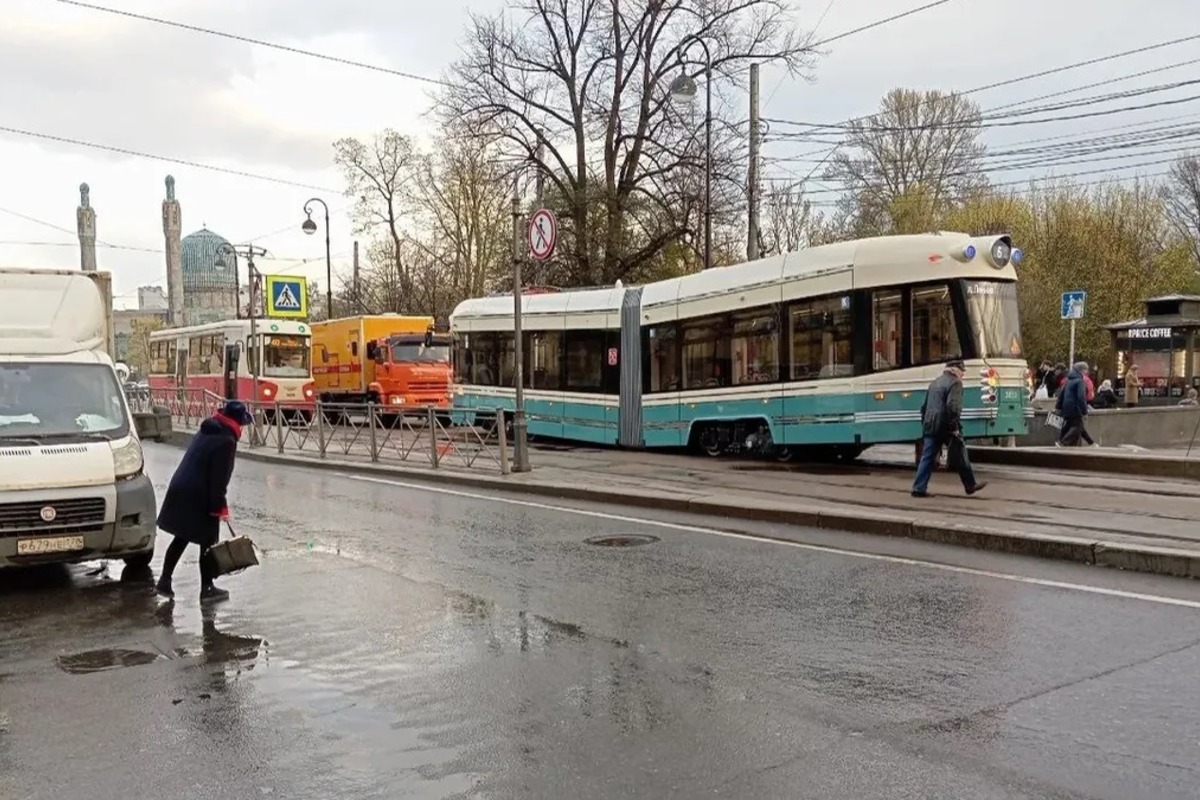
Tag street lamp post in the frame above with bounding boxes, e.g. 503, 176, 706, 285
302, 198, 333, 320
216, 243, 268, 403
669, 38, 713, 271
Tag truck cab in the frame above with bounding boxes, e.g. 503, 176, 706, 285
366, 329, 454, 408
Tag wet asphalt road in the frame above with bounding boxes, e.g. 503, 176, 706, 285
3, 446, 1200, 799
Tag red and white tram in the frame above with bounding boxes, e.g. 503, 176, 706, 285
148, 319, 315, 408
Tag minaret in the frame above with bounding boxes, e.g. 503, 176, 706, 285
77, 183, 97, 271
162, 175, 184, 325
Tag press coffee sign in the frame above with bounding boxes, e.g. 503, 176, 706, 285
1124, 327, 1172, 339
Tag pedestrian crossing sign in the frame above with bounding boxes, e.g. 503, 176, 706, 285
265, 275, 308, 319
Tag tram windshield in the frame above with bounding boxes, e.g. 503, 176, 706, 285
963, 280, 1024, 360
260, 334, 310, 378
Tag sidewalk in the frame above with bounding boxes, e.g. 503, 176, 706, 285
163, 430, 1200, 580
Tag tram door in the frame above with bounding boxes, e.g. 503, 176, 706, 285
224, 343, 240, 399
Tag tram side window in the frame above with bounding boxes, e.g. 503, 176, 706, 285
681, 315, 731, 389
912, 284, 961, 366
646, 324, 680, 393
187, 337, 206, 374
565, 330, 605, 392
873, 291, 902, 372
208, 335, 224, 373
790, 295, 853, 380
452, 339, 468, 382
466, 334, 498, 385
497, 333, 517, 387
528, 331, 562, 389
149, 341, 171, 374
731, 308, 779, 385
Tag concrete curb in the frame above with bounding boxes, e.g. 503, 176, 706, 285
968, 446, 1200, 480
159, 432, 1200, 580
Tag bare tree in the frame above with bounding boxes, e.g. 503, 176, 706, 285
406, 141, 511, 305
825, 89, 988, 236
1164, 154, 1200, 267
437, 0, 814, 285
333, 130, 418, 303
753, 181, 844, 254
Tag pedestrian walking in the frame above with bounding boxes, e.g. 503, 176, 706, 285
912, 360, 987, 498
1124, 364, 1141, 408
155, 400, 254, 602
1056, 362, 1093, 447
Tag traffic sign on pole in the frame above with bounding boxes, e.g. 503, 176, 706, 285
1061, 290, 1086, 367
265, 275, 308, 319
528, 208, 557, 261
1061, 290, 1086, 320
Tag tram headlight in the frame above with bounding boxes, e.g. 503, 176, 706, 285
985, 236, 1014, 268
951, 244, 977, 262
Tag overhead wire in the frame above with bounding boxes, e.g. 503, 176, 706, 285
807, 0, 959, 49
0, 125, 338, 193
55, 0, 450, 87
766, 83, 1200, 135
765, 32, 1200, 132
760, 33, 1200, 191
772, 155, 1183, 197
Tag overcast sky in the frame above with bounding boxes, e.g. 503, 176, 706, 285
2, 0, 1197, 308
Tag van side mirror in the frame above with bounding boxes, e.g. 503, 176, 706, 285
366, 341, 378, 361
424, 330, 434, 348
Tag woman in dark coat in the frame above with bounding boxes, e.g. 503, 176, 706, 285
155, 400, 253, 602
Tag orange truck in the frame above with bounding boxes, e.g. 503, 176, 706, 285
310, 315, 453, 409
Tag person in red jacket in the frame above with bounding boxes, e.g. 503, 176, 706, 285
1059, 370, 1095, 402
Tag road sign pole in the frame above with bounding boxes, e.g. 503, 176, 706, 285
511, 180, 530, 473
1068, 318, 1076, 369
248, 257, 259, 407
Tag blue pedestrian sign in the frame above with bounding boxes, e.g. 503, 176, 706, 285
264, 275, 308, 319
1061, 290, 1086, 320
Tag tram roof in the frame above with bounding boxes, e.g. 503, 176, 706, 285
148, 318, 312, 339
451, 231, 1016, 322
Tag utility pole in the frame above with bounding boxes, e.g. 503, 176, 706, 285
352, 240, 361, 312
510, 175, 531, 472
747, 63, 761, 261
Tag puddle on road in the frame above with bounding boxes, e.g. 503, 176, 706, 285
56, 648, 165, 675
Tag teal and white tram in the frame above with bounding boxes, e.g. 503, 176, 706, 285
450, 232, 1031, 459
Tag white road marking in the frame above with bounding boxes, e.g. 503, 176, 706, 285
339, 473, 1200, 610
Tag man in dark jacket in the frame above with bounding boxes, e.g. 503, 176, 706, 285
1056, 362, 1092, 446
155, 400, 253, 602
912, 360, 987, 497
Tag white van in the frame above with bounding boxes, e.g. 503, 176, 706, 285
0, 269, 157, 569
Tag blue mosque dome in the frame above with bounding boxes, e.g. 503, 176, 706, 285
180, 227, 238, 324
181, 227, 235, 291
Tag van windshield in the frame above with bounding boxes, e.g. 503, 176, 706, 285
0, 363, 131, 441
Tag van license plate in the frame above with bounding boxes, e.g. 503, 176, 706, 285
17, 536, 85, 555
